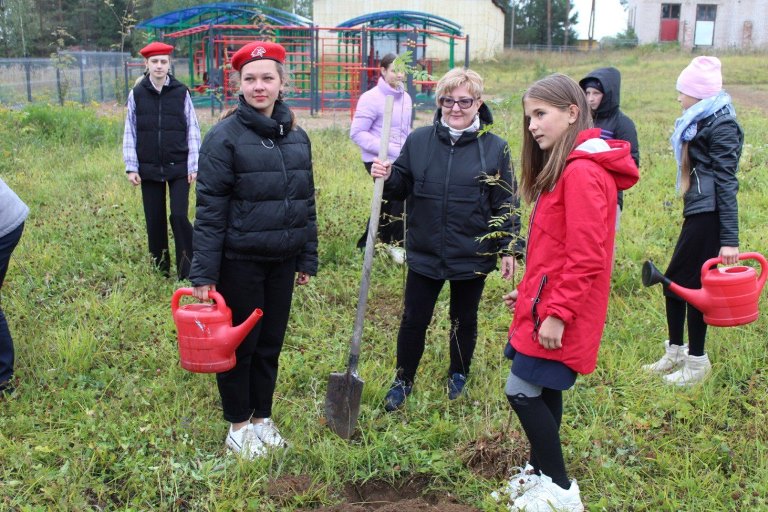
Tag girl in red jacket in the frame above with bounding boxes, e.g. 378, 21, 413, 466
497, 74, 638, 512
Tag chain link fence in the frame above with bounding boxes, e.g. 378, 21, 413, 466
0, 51, 143, 106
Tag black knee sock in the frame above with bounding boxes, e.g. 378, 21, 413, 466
666, 296, 686, 346
686, 304, 708, 356
507, 393, 569, 489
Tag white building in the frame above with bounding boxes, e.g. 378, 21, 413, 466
312, 0, 507, 60
626, 0, 767, 50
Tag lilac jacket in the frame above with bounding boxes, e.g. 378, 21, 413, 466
350, 77, 413, 162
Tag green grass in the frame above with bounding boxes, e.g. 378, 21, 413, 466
1, 48, 768, 510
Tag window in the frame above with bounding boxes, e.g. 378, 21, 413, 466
662, 4, 681, 19
696, 4, 717, 21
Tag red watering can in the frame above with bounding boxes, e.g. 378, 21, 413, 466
171, 288, 263, 373
642, 252, 768, 327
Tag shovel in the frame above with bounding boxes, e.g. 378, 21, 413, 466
325, 95, 395, 439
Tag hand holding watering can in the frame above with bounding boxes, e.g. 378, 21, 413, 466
642, 252, 768, 327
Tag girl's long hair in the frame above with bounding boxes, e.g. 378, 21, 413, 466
520, 73, 593, 203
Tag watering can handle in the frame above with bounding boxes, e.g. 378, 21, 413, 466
702, 252, 768, 290
171, 287, 229, 314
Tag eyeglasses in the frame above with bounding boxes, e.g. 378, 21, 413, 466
531, 274, 548, 339
438, 97, 476, 109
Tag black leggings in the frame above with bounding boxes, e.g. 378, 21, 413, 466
395, 270, 486, 383
140, 177, 193, 279
507, 387, 568, 488
666, 296, 707, 356
356, 162, 405, 247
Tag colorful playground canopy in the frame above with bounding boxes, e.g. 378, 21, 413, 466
336, 10, 462, 35
135, 2, 311, 31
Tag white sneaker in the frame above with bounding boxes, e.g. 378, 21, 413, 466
252, 418, 287, 448
386, 245, 406, 265
511, 473, 584, 512
491, 463, 541, 503
225, 424, 265, 460
663, 352, 711, 386
642, 340, 687, 374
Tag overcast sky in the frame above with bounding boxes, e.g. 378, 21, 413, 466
571, 0, 629, 40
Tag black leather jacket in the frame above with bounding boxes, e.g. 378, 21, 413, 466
683, 108, 743, 247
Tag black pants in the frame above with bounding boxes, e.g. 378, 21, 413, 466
357, 162, 405, 248
395, 269, 486, 383
140, 177, 193, 279
216, 257, 296, 423
0, 223, 23, 386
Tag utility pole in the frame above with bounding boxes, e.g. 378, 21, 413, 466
588, 0, 596, 49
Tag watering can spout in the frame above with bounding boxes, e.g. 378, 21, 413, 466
229, 308, 264, 349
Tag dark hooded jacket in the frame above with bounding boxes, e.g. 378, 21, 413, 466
189, 97, 318, 286
383, 103, 524, 280
580, 67, 639, 209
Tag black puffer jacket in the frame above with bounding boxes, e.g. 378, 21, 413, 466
189, 97, 318, 286
384, 103, 524, 280
683, 108, 743, 247
580, 67, 639, 209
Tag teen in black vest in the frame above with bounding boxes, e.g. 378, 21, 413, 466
122, 41, 200, 279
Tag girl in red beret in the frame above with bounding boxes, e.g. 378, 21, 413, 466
189, 41, 318, 460
122, 42, 200, 280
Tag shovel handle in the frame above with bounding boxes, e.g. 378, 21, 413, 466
347, 95, 395, 373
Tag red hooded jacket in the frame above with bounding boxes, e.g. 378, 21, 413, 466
508, 129, 639, 374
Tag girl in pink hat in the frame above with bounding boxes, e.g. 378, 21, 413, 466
642, 56, 744, 385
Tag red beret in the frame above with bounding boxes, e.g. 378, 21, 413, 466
139, 42, 174, 58
231, 41, 286, 72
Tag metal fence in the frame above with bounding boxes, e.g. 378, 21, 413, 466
0, 51, 137, 106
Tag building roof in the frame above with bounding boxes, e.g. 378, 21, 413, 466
135, 2, 311, 30
336, 10, 463, 35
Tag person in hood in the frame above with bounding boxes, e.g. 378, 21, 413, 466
496, 73, 638, 512
123, 42, 201, 280
350, 53, 412, 264
371, 68, 524, 412
579, 67, 639, 266
641, 56, 742, 386
189, 41, 318, 460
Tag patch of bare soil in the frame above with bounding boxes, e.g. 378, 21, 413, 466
728, 84, 768, 116
289, 475, 479, 511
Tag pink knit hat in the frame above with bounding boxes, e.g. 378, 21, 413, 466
676, 56, 722, 99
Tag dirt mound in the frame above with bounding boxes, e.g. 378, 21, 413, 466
459, 429, 529, 479
292, 475, 479, 511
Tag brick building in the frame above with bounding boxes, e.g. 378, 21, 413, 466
626, 0, 767, 50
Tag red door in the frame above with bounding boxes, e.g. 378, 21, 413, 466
660, 19, 679, 41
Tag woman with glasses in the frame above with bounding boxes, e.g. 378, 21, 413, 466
371, 68, 523, 411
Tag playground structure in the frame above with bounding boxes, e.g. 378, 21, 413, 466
135, 4, 469, 115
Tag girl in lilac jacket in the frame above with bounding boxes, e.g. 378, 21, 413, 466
350, 53, 413, 260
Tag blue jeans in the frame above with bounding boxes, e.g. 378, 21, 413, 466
0, 222, 24, 386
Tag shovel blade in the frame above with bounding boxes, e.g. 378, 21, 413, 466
325, 371, 365, 439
